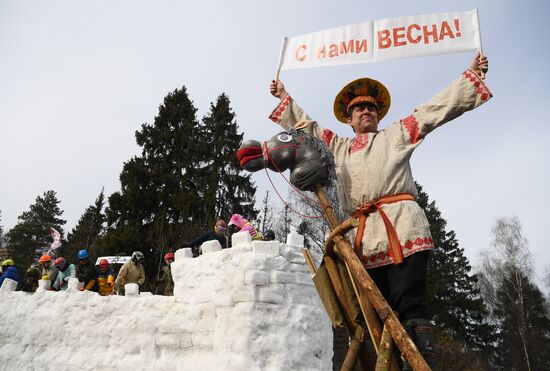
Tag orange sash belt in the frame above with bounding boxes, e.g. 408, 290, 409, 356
352, 193, 415, 265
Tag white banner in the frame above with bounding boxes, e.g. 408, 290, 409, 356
279, 9, 481, 70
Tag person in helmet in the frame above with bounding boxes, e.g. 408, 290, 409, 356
262, 230, 276, 241
52, 257, 76, 291
17, 267, 41, 293
114, 251, 145, 295
38, 254, 59, 284
85, 259, 115, 296
75, 249, 97, 291
0, 259, 20, 288
157, 252, 174, 296
182, 219, 228, 256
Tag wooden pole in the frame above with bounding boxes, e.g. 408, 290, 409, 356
304, 248, 371, 370
331, 234, 429, 371
324, 255, 373, 371
303, 249, 317, 275
341, 326, 368, 371
325, 218, 359, 255
314, 185, 430, 371
274, 36, 288, 82
474, 9, 486, 80
375, 325, 396, 371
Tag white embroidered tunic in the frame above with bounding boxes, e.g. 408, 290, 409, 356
269, 69, 492, 268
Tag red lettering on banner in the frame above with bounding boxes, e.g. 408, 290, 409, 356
407, 24, 421, 43
339, 40, 354, 54
316, 45, 326, 59
355, 39, 368, 53
393, 27, 406, 47
439, 21, 455, 40
295, 44, 307, 62
422, 24, 439, 44
378, 30, 391, 49
329, 44, 339, 57
315, 39, 368, 59
377, 20, 462, 49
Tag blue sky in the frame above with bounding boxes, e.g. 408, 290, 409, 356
1, 0, 549, 280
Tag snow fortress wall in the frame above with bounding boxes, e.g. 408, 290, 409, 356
0, 232, 332, 370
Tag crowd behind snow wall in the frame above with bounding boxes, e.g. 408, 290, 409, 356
0, 231, 332, 370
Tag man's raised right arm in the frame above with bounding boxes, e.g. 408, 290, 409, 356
268, 80, 341, 149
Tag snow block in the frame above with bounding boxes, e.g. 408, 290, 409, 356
238, 253, 266, 270
155, 334, 180, 349
286, 231, 304, 247
124, 283, 139, 296
0, 234, 333, 371
175, 247, 193, 260
201, 240, 222, 254
244, 270, 269, 286
269, 271, 295, 284
66, 278, 83, 291
232, 231, 252, 248
0, 278, 17, 291
37, 279, 51, 291
280, 244, 306, 264
252, 240, 280, 256
257, 286, 284, 304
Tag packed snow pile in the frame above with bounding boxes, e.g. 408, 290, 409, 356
0, 232, 332, 370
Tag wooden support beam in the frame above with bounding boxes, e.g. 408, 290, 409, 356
325, 217, 359, 255
313, 185, 430, 371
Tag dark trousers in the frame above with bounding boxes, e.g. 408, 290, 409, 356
367, 251, 430, 321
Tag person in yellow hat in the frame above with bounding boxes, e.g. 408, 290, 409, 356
269, 51, 490, 369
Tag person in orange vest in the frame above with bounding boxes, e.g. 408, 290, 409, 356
269, 52, 490, 369
85, 259, 115, 296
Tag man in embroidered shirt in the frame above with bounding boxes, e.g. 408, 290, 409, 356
269, 52, 490, 369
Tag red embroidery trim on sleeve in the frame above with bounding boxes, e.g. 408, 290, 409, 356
322, 129, 335, 146
268, 94, 292, 123
462, 69, 492, 101
402, 115, 420, 144
350, 133, 369, 153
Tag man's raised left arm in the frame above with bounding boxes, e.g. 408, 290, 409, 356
392, 51, 491, 146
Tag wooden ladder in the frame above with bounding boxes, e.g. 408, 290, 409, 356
302, 185, 431, 371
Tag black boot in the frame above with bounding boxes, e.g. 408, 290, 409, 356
402, 318, 437, 370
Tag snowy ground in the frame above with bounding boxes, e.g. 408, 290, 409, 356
0, 232, 332, 370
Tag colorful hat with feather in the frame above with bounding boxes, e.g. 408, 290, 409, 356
333, 78, 391, 123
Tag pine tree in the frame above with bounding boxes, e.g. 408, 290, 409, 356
416, 183, 496, 366
65, 189, 106, 261
101, 86, 205, 288
201, 93, 257, 223
101, 87, 257, 289
5, 190, 66, 273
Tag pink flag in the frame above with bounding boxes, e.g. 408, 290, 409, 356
49, 227, 62, 252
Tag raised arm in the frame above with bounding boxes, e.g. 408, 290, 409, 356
388, 51, 492, 147
269, 79, 348, 151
